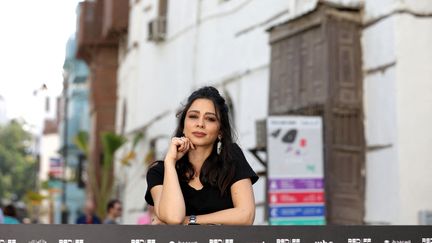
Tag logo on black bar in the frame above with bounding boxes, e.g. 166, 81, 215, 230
131, 240, 156, 243
209, 239, 234, 243
315, 240, 333, 243
423, 239, 432, 243
276, 239, 300, 243
348, 239, 371, 243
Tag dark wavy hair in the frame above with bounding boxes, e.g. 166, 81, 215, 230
174, 86, 236, 195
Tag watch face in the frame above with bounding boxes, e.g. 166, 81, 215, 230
188, 215, 198, 225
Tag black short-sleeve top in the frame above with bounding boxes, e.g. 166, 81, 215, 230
145, 143, 258, 216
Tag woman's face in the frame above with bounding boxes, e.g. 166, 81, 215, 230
183, 98, 221, 148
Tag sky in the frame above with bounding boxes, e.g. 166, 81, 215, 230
0, 0, 82, 132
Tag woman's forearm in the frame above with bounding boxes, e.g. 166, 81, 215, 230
157, 160, 186, 224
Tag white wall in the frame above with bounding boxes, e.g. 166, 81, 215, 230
362, 7, 400, 224
363, 0, 432, 224
395, 11, 432, 224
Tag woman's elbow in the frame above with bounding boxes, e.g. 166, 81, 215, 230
239, 207, 255, 225
160, 215, 184, 225
156, 208, 184, 225
245, 211, 255, 225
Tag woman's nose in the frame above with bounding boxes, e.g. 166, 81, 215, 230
196, 118, 204, 128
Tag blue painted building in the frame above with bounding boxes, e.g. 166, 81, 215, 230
58, 34, 90, 224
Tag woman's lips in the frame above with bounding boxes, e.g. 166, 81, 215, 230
192, 132, 206, 137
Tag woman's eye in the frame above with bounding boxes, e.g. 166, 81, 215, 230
206, 117, 217, 122
188, 115, 198, 119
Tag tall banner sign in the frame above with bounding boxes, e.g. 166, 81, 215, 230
267, 116, 325, 225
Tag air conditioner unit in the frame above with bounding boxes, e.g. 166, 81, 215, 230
419, 210, 432, 225
148, 16, 166, 42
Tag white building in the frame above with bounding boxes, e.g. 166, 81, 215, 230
0, 94, 7, 125
114, 0, 432, 225
38, 119, 61, 224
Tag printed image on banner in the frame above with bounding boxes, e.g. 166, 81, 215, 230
267, 116, 323, 177
267, 116, 326, 225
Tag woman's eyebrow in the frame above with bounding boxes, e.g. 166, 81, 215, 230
188, 110, 216, 116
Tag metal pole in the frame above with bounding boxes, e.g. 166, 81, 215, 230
61, 81, 69, 224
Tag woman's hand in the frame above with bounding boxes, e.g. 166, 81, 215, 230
164, 136, 195, 163
155, 137, 192, 224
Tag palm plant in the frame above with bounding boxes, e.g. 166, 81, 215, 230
74, 131, 126, 218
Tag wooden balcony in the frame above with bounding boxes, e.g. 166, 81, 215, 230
102, 0, 129, 39
76, 1, 102, 61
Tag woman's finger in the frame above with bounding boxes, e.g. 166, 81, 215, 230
178, 139, 186, 151
172, 137, 181, 146
184, 140, 190, 152
182, 137, 193, 149
189, 139, 195, 150
173, 137, 183, 147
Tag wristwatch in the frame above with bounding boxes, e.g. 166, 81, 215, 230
188, 215, 199, 225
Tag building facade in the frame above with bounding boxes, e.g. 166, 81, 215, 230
74, 0, 432, 225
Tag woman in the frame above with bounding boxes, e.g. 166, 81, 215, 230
145, 86, 258, 225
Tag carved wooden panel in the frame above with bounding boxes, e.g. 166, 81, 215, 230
331, 109, 363, 146
299, 27, 326, 107
328, 18, 362, 106
327, 16, 365, 224
269, 38, 296, 114
269, 26, 326, 114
